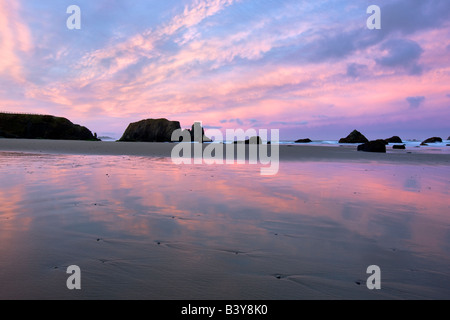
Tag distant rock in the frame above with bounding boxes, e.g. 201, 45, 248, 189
119, 118, 181, 142
98, 136, 115, 141
0, 113, 99, 141
375, 139, 389, 145
246, 136, 262, 144
385, 136, 403, 144
186, 122, 212, 143
234, 136, 263, 144
295, 138, 312, 143
339, 130, 369, 144
421, 137, 442, 145
393, 144, 406, 150
357, 140, 386, 153
448, 136, 450, 141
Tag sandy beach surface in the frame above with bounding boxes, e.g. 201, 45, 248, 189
0, 139, 449, 300
0, 138, 449, 164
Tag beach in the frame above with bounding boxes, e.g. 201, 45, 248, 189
0, 139, 449, 300
2, 0, 450, 305
0, 138, 449, 163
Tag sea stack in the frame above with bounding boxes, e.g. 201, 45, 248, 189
234, 136, 263, 144
421, 137, 442, 145
119, 118, 181, 142
385, 136, 403, 144
357, 140, 387, 153
339, 130, 369, 144
295, 138, 312, 143
187, 122, 212, 143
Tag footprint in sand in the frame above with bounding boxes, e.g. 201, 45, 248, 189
354, 280, 365, 286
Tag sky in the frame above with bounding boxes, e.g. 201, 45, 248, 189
0, 0, 449, 140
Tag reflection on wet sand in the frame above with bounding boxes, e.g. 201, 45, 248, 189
0, 152, 449, 299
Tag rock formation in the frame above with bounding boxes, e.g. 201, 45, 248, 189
119, 118, 181, 142
295, 138, 312, 143
421, 137, 442, 145
186, 122, 212, 143
339, 130, 369, 144
393, 144, 406, 150
385, 136, 403, 144
375, 139, 389, 145
0, 113, 99, 141
246, 136, 262, 144
234, 136, 263, 144
357, 140, 387, 153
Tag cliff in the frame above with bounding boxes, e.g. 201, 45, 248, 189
0, 113, 99, 141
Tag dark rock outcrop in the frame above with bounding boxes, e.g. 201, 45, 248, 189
119, 118, 181, 142
0, 113, 99, 140
186, 122, 212, 143
295, 138, 312, 143
375, 139, 389, 145
234, 136, 263, 144
357, 140, 386, 153
339, 130, 369, 144
385, 136, 403, 144
0, 129, 16, 138
246, 136, 262, 144
421, 137, 442, 145
393, 144, 406, 150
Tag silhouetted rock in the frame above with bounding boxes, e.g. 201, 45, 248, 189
234, 136, 262, 144
447, 136, 450, 141
385, 136, 403, 144
421, 137, 442, 145
186, 122, 212, 143
295, 138, 312, 143
339, 130, 369, 144
393, 144, 406, 150
119, 118, 181, 142
0, 113, 99, 140
375, 139, 389, 145
357, 140, 386, 153
0, 129, 15, 138
246, 136, 262, 144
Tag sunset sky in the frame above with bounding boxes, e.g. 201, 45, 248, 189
1, 0, 449, 140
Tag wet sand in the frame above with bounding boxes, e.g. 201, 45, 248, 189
0, 140, 449, 300
0, 139, 449, 164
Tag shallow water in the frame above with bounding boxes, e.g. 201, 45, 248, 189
0, 152, 449, 299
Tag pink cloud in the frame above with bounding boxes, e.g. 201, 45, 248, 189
160, 0, 238, 36
0, 0, 32, 82
1, 0, 448, 140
